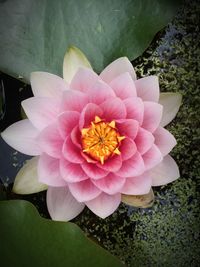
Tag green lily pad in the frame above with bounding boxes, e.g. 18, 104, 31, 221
0, 200, 124, 267
0, 0, 181, 82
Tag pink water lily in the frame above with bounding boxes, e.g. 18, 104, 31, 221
1, 47, 181, 220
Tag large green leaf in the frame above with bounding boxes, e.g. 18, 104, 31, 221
0, 200, 124, 267
0, 0, 181, 82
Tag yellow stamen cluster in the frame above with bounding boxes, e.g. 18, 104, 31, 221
81, 116, 125, 164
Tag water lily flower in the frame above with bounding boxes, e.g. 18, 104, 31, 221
1, 47, 182, 221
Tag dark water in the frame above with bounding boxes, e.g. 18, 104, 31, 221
0, 73, 48, 215
0, 73, 30, 184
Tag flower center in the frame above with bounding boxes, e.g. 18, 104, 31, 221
81, 116, 125, 164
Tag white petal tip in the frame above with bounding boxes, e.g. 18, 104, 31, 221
85, 193, 121, 219
63, 46, 92, 83
159, 92, 182, 126
13, 157, 48, 194
151, 155, 180, 186
100, 57, 137, 83
47, 187, 85, 221
0, 120, 41, 155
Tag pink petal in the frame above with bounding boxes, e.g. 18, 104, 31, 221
70, 67, 99, 92
92, 173, 125, 195
60, 158, 88, 183
154, 127, 177, 156
81, 152, 97, 163
116, 152, 145, 177
71, 126, 82, 148
150, 155, 180, 186
60, 90, 89, 113
57, 111, 79, 140
47, 186, 85, 221
87, 80, 115, 104
97, 155, 122, 172
134, 127, 155, 155
62, 136, 84, 164
79, 103, 103, 129
37, 123, 63, 158
1, 119, 41, 155
135, 76, 160, 102
38, 153, 67, 186
100, 57, 136, 83
100, 97, 127, 121
123, 97, 144, 125
109, 72, 137, 99
142, 101, 163, 132
81, 162, 109, 180
30, 72, 68, 98
116, 119, 139, 140
119, 137, 137, 161
21, 97, 59, 130
68, 179, 101, 202
121, 173, 152, 195
142, 145, 163, 171
85, 192, 121, 218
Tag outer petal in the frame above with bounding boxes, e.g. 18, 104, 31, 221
150, 155, 180, 186
142, 145, 163, 171
12, 156, 47, 194
122, 188, 154, 208
87, 80, 115, 104
116, 152, 145, 177
109, 72, 137, 99
85, 192, 121, 219
135, 76, 159, 102
68, 179, 101, 202
116, 119, 139, 140
47, 186, 85, 221
37, 123, 63, 158
63, 46, 92, 83
121, 173, 152, 195
154, 127, 177, 156
100, 57, 136, 83
57, 111, 79, 140
60, 90, 89, 113
1, 119, 41, 155
62, 136, 84, 164
38, 153, 67, 186
134, 127, 155, 155
119, 138, 137, 161
92, 173, 125, 195
123, 97, 144, 125
100, 97, 127, 121
159, 92, 182, 127
70, 67, 99, 92
142, 101, 163, 132
60, 158, 88, 183
79, 103, 103, 129
22, 97, 59, 130
81, 162, 109, 180
30, 72, 68, 98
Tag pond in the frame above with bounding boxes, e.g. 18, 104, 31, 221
0, 0, 200, 266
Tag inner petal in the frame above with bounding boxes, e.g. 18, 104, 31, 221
81, 116, 125, 165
